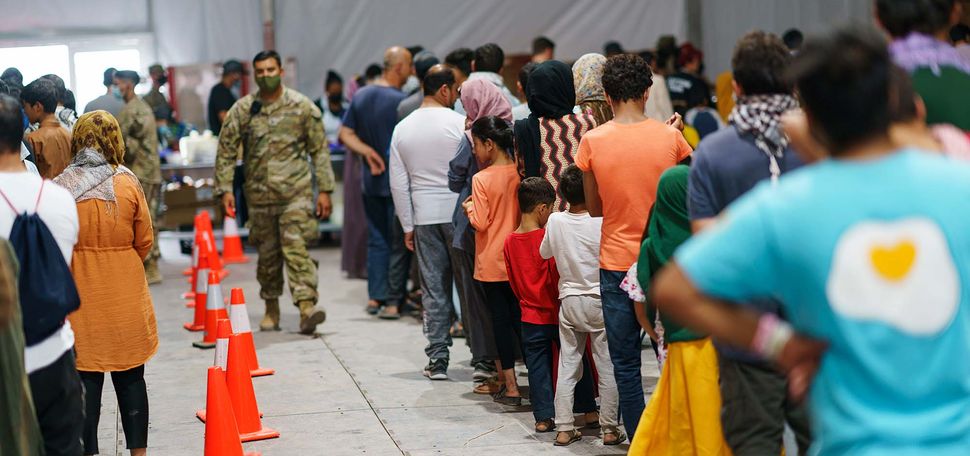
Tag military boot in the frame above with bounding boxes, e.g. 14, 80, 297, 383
260, 299, 281, 331
298, 301, 326, 335
144, 259, 162, 285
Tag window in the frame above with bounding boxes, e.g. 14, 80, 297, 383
74, 49, 141, 112
0, 45, 71, 88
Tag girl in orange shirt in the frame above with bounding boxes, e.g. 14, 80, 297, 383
463, 116, 523, 405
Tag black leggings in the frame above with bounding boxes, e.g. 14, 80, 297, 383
480, 281, 522, 368
79, 365, 149, 454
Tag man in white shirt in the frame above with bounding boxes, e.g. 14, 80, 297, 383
389, 65, 465, 380
0, 93, 84, 455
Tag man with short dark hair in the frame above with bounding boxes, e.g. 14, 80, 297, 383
143, 63, 170, 114
575, 53, 691, 438
21, 79, 71, 179
208, 59, 245, 135
782, 28, 804, 52
654, 25, 970, 455
470, 43, 520, 107
216, 50, 334, 334
445, 48, 474, 84
83, 67, 124, 117
389, 65, 464, 379
397, 51, 440, 121
532, 36, 555, 63
38, 74, 76, 132
116, 69, 163, 284
340, 47, 412, 319
687, 30, 811, 455
0, 92, 84, 456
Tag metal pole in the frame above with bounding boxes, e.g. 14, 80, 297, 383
261, 0, 276, 50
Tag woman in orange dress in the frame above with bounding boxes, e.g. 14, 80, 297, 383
54, 110, 157, 456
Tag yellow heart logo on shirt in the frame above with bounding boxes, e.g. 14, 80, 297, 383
869, 240, 916, 282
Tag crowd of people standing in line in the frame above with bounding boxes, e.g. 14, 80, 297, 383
2, 0, 970, 454
335, 0, 970, 453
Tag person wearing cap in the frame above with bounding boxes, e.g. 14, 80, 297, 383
116, 69, 163, 285
84, 67, 124, 117
142, 63, 170, 115
396, 51, 439, 121
208, 59, 245, 136
214, 50, 335, 335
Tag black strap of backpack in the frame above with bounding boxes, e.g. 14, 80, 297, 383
0, 180, 44, 214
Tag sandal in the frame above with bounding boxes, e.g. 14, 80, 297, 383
473, 378, 503, 395
492, 385, 522, 406
602, 427, 627, 446
365, 300, 381, 315
583, 412, 601, 429
554, 429, 582, 446
534, 419, 555, 433
378, 306, 401, 320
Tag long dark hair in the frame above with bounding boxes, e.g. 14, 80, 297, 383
470, 116, 514, 158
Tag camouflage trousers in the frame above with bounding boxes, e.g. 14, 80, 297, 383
248, 199, 320, 305
140, 182, 161, 265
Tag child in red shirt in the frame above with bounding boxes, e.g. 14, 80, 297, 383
504, 177, 596, 433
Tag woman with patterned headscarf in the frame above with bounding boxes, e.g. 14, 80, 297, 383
573, 53, 613, 126
53, 110, 157, 456
514, 60, 599, 211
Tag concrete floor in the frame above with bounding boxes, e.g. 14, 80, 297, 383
92, 238, 660, 455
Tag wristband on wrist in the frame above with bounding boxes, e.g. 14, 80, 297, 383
751, 313, 794, 361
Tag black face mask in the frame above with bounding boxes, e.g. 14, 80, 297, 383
156, 74, 168, 86
327, 93, 342, 104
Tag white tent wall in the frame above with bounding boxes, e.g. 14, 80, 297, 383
698, 0, 874, 78
275, 0, 687, 99
152, 0, 263, 67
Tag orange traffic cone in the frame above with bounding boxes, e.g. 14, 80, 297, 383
226, 333, 279, 442
199, 211, 229, 281
222, 215, 249, 264
197, 319, 233, 422
184, 254, 210, 331
194, 271, 228, 349
228, 288, 274, 377
202, 367, 260, 456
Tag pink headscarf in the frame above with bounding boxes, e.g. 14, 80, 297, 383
461, 79, 513, 131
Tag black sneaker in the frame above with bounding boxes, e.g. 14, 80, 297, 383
423, 359, 448, 380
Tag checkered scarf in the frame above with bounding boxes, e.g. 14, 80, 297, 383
729, 94, 798, 184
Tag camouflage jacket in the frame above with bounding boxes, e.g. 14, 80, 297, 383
119, 97, 161, 184
214, 87, 334, 206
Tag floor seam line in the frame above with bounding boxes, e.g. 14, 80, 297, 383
319, 335, 406, 455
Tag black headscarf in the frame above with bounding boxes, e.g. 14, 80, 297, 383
514, 60, 575, 177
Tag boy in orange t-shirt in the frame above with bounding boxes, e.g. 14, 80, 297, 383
575, 53, 692, 437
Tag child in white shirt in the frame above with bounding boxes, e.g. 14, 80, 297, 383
539, 164, 624, 446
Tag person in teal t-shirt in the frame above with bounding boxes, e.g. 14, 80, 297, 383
652, 27, 970, 455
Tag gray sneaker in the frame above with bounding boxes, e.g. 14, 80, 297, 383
472, 360, 496, 381
423, 359, 448, 380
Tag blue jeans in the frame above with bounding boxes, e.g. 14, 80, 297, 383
522, 322, 598, 422
363, 194, 393, 301
600, 269, 644, 436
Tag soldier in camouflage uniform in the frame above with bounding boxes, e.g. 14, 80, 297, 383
215, 51, 334, 335
115, 70, 163, 284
